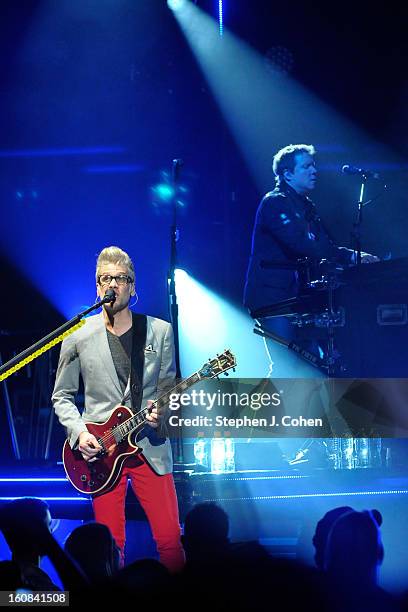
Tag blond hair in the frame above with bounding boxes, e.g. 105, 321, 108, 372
95, 246, 135, 283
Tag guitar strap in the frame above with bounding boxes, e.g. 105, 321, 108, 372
128, 313, 147, 414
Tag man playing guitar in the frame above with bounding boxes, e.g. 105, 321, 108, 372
52, 246, 185, 572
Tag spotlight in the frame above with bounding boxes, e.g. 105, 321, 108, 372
167, 0, 187, 11
151, 183, 174, 203
150, 170, 189, 211
175, 268, 188, 281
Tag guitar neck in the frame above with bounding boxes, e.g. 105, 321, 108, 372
117, 371, 203, 441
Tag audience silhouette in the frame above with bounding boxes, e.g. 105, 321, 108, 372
0, 497, 405, 611
0, 497, 87, 595
64, 522, 120, 584
323, 508, 400, 611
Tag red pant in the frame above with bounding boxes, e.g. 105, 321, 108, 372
92, 455, 185, 573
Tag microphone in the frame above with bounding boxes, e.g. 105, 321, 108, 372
342, 164, 380, 180
101, 288, 116, 305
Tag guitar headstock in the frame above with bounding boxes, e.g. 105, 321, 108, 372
199, 349, 236, 379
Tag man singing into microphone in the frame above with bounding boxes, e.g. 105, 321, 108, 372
52, 246, 185, 571
244, 143, 378, 377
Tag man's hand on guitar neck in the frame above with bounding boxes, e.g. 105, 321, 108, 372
145, 400, 160, 429
78, 431, 102, 462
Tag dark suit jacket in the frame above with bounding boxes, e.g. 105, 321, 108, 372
244, 181, 353, 313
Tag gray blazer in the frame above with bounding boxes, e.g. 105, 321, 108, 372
52, 313, 176, 475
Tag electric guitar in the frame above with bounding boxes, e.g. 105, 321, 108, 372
63, 349, 236, 495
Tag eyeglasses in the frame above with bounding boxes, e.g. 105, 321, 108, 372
98, 274, 133, 286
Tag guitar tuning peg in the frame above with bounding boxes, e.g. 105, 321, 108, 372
224, 372, 229, 376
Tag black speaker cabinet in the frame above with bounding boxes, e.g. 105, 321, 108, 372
333, 258, 408, 377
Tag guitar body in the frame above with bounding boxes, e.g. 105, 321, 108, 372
63, 406, 141, 496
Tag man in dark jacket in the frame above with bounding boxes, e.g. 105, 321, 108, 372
244, 143, 377, 377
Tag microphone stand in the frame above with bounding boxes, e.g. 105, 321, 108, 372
0, 294, 114, 463
351, 174, 368, 266
167, 158, 184, 466
167, 159, 183, 380
0, 296, 113, 383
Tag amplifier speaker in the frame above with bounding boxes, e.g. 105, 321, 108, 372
333, 262, 408, 377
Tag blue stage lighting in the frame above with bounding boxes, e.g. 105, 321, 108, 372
151, 183, 175, 202
211, 438, 228, 473
0, 478, 67, 482
0, 497, 89, 502
167, 0, 187, 11
174, 269, 272, 377
0, 146, 125, 158
218, 0, 223, 36
193, 438, 209, 469
83, 164, 143, 174
210, 438, 235, 473
220, 473, 307, 481
204, 490, 408, 502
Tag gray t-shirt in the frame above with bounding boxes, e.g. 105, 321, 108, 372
106, 326, 133, 395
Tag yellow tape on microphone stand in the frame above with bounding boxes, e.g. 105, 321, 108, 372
0, 319, 86, 383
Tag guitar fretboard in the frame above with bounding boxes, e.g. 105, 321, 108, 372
114, 371, 202, 443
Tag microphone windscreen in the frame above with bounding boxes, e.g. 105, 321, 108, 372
104, 288, 116, 303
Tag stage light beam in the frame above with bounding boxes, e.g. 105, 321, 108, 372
170, 1, 400, 192
167, 0, 187, 11
174, 269, 268, 377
